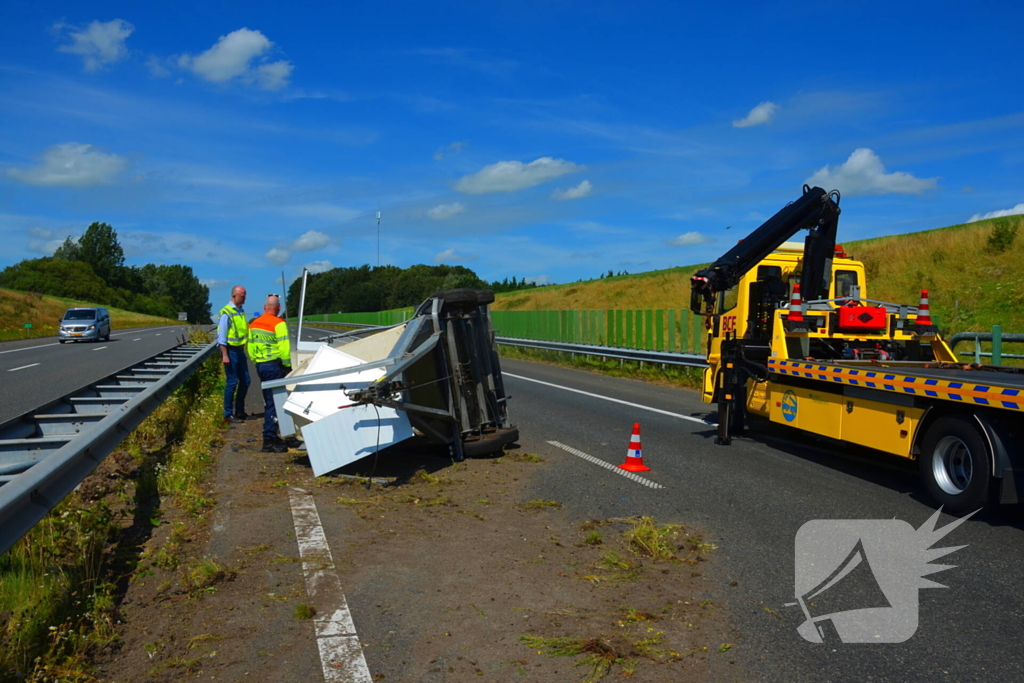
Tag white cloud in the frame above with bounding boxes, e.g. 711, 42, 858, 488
254, 60, 293, 90
428, 202, 466, 220
523, 275, 550, 285
733, 101, 779, 128
806, 148, 938, 196
6, 143, 128, 187
199, 278, 232, 289
264, 247, 291, 265
56, 19, 134, 72
668, 232, 714, 246
969, 203, 1024, 223
433, 248, 477, 263
288, 230, 331, 252
146, 55, 172, 78
551, 179, 593, 200
26, 226, 70, 254
455, 157, 582, 195
303, 260, 334, 274
263, 230, 332, 266
178, 28, 293, 90
434, 141, 466, 160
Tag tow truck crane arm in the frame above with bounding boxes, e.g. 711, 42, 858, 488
689, 185, 841, 316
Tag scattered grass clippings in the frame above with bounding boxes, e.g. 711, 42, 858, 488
522, 499, 562, 511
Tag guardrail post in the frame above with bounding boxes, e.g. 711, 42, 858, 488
993, 325, 1003, 365
974, 335, 981, 364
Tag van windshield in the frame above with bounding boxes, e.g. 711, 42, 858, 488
63, 310, 97, 320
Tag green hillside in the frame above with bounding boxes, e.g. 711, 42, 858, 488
493, 215, 1024, 335
0, 288, 183, 342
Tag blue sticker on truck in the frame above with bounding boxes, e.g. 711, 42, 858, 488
782, 390, 798, 422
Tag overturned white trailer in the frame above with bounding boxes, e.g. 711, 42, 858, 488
262, 289, 519, 476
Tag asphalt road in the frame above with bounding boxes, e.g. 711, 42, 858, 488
500, 357, 1024, 681
0, 326, 190, 424
0, 323, 346, 425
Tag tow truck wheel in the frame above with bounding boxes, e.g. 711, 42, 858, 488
919, 415, 993, 513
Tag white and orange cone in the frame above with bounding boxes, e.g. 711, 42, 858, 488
619, 423, 651, 472
916, 289, 932, 326
788, 283, 805, 322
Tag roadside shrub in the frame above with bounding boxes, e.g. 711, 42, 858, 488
987, 220, 1019, 254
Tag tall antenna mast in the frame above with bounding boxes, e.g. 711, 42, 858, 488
376, 209, 381, 267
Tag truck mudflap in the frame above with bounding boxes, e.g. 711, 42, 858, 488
1000, 469, 1020, 505
975, 412, 1024, 505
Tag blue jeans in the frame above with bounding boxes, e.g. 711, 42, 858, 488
256, 360, 287, 440
223, 345, 250, 418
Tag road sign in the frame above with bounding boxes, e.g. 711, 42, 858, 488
177, 312, 188, 322
23, 323, 32, 329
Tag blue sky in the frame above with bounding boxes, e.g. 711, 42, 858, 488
2, 1, 1023, 307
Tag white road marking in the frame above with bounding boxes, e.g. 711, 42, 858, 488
503, 372, 716, 426
92, 346, 107, 351
155, 333, 161, 336
288, 487, 372, 683
547, 440, 665, 489
0, 325, 182, 356
7, 363, 40, 372
133, 338, 141, 341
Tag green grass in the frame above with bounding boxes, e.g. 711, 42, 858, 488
492, 214, 1024, 337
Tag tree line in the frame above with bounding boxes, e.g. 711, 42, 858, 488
0, 222, 213, 323
288, 264, 545, 314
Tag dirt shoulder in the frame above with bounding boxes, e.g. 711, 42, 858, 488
96, 417, 742, 682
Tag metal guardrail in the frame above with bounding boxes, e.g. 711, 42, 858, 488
0, 341, 217, 555
495, 337, 709, 368
948, 327, 1024, 364
298, 320, 710, 369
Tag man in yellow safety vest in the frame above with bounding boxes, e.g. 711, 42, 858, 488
218, 285, 250, 423
248, 294, 294, 452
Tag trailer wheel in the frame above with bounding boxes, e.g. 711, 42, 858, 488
433, 288, 480, 310
462, 427, 520, 458
919, 415, 993, 513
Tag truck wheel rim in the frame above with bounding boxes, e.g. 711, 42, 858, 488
932, 436, 973, 495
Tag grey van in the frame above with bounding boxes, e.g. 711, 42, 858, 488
58, 307, 111, 343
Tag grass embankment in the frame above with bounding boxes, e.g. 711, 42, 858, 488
0, 288, 183, 342
0, 336, 224, 682
493, 216, 1024, 335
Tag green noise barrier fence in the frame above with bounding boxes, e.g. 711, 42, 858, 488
490, 309, 707, 355
303, 308, 708, 355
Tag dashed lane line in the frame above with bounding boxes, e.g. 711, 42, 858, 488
288, 487, 373, 683
0, 326, 180, 356
133, 338, 141, 341
547, 440, 665, 489
503, 372, 716, 426
7, 363, 40, 372
92, 346, 107, 351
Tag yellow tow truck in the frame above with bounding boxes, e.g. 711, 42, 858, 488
690, 185, 1023, 513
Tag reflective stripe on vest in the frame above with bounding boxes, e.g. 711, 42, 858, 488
220, 304, 248, 346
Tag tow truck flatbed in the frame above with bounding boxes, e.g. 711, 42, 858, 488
768, 359, 1024, 410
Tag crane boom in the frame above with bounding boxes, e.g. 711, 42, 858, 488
689, 185, 841, 315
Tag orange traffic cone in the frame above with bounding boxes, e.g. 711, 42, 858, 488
788, 284, 805, 322
619, 423, 651, 472
916, 289, 932, 326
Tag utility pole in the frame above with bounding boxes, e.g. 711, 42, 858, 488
280, 270, 287, 318
376, 209, 381, 267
